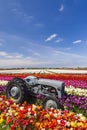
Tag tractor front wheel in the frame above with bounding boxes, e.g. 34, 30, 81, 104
42, 96, 61, 109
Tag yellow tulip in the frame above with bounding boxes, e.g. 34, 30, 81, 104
45, 113, 50, 119
0, 114, 4, 124
70, 121, 76, 127
77, 122, 84, 127
15, 112, 18, 116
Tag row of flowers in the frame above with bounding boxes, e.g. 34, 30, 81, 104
0, 95, 87, 130
1, 73, 87, 80
65, 86, 87, 97
1, 74, 87, 88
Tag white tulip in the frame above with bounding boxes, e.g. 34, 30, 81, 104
0, 80, 8, 86
65, 86, 87, 97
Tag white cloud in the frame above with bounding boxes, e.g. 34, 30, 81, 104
0, 51, 23, 59
0, 58, 53, 68
52, 50, 87, 67
0, 49, 87, 68
0, 32, 87, 68
59, 4, 64, 12
45, 34, 57, 42
55, 38, 63, 43
14, 54, 23, 58
0, 51, 8, 56
73, 40, 82, 44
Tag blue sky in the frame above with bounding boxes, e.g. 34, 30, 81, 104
0, 0, 87, 68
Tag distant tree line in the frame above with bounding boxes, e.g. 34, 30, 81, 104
0, 67, 87, 70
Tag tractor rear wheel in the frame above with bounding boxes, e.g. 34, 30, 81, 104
6, 78, 28, 104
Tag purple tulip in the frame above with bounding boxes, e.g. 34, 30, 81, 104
0, 86, 6, 94
58, 95, 87, 117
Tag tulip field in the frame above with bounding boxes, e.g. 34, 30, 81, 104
0, 72, 87, 130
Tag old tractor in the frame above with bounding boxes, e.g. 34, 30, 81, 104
6, 76, 66, 109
